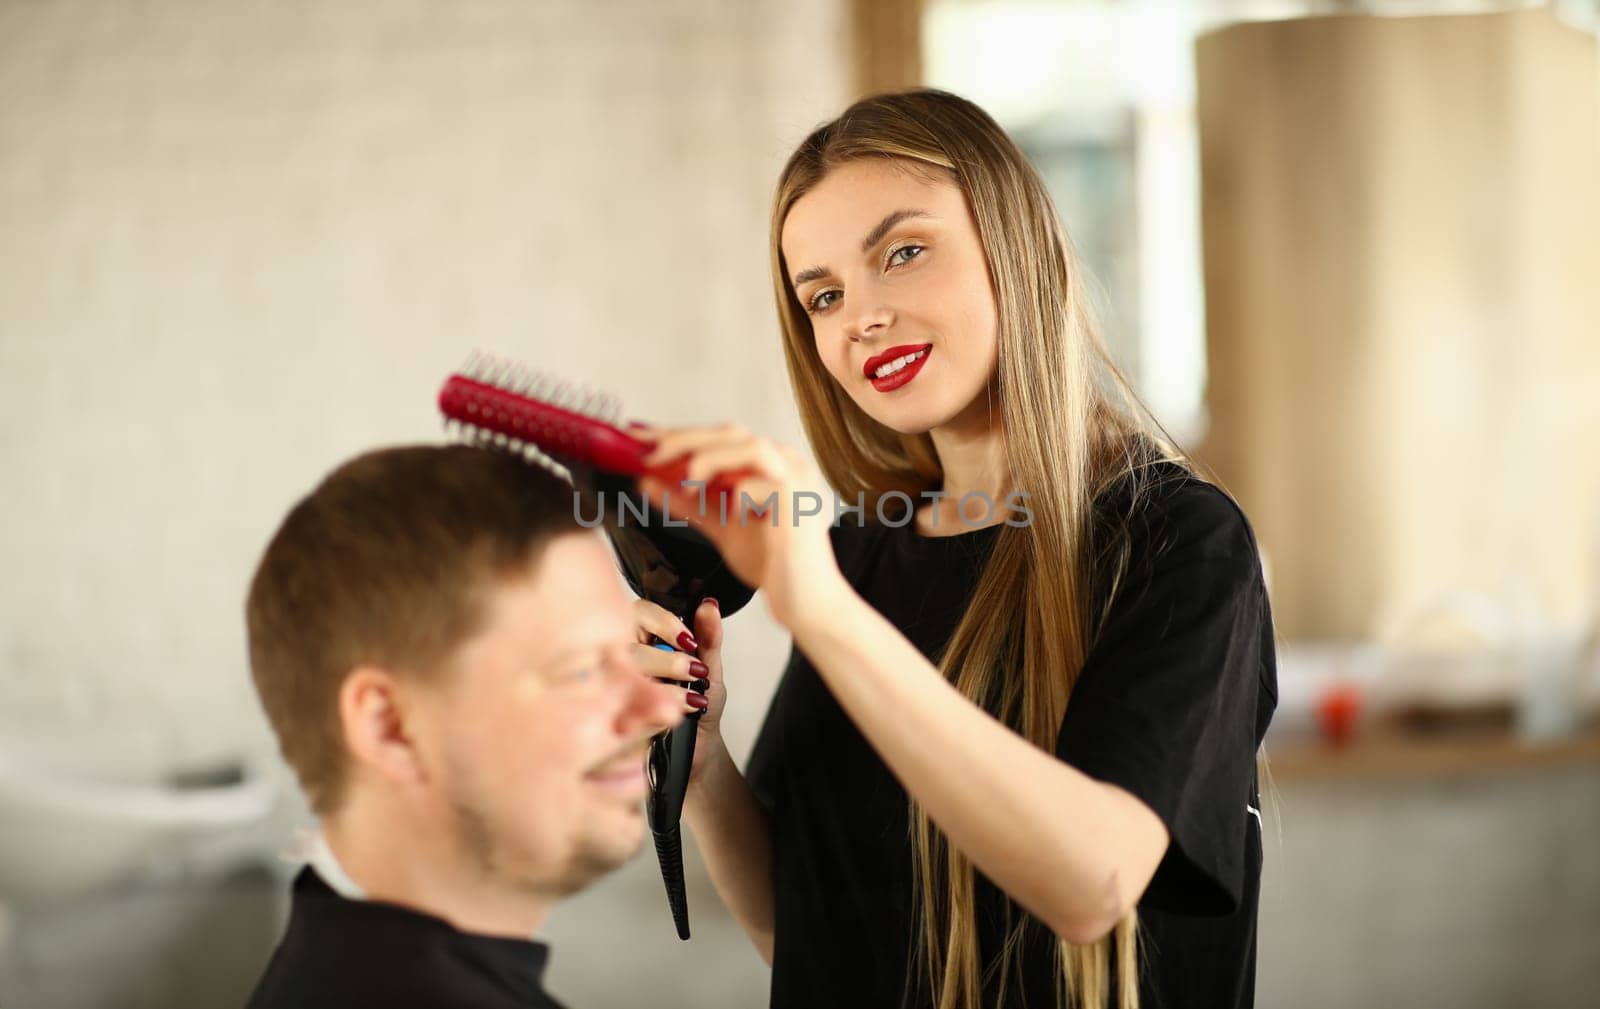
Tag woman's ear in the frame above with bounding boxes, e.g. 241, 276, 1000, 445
338, 666, 430, 792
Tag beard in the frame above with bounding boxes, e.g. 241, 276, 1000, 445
442, 752, 645, 900
546, 823, 644, 897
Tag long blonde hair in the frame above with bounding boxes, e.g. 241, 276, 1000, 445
769, 88, 1187, 1009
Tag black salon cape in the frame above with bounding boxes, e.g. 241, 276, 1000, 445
244, 866, 569, 1009
746, 462, 1278, 1009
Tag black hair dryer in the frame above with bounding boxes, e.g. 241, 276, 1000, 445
572, 467, 756, 940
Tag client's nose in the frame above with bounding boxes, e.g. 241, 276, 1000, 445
604, 641, 684, 735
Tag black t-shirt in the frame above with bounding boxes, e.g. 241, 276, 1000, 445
245, 866, 569, 1009
746, 462, 1278, 1009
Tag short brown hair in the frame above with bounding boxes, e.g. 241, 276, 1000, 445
245, 444, 585, 814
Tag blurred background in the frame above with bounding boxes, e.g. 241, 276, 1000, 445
2, 1, 1597, 1006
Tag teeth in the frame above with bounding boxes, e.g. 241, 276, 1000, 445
872, 348, 928, 379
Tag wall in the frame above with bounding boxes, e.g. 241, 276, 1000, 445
0, 0, 847, 782
0, 2, 850, 1005
1196, 9, 1600, 640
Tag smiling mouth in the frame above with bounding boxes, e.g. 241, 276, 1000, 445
587, 761, 648, 798
863, 343, 932, 379
865, 345, 933, 392
587, 746, 650, 787
870, 349, 929, 379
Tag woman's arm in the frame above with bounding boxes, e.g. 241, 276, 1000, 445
682, 732, 777, 964
784, 572, 1169, 944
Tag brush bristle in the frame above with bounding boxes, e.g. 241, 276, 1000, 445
445, 415, 575, 482
441, 350, 629, 482
456, 350, 622, 423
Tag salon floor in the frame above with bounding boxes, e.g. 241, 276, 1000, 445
2, 764, 1596, 1009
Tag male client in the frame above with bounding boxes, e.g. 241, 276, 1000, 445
242, 444, 684, 1008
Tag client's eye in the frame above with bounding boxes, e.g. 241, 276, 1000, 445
565, 667, 596, 685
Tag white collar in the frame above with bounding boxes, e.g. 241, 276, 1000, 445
287, 825, 366, 900
286, 824, 548, 942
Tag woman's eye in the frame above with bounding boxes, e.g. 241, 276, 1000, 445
805, 246, 922, 315
888, 244, 924, 266
808, 290, 839, 314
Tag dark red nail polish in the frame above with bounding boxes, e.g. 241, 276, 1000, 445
701, 596, 719, 610
677, 631, 697, 653
686, 692, 709, 710
689, 659, 709, 678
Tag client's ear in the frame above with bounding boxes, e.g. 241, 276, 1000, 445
339, 666, 429, 790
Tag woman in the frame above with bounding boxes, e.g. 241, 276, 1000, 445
631, 88, 1276, 1009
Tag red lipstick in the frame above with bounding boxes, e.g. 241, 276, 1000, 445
863, 343, 932, 393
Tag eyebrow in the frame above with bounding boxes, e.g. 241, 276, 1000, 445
790, 208, 935, 288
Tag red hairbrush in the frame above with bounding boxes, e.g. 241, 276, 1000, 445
436, 350, 756, 507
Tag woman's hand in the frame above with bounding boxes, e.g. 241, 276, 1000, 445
630, 595, 726, 783
632, 422, 847, 628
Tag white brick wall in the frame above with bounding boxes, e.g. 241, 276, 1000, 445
0, 0, 851, 779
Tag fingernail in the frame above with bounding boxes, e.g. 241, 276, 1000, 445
677, 631, 697, 653
700, 596, 719, 610
686, 692, 709, 711
689, 659, 709, 678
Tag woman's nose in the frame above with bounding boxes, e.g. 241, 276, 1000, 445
846, 302, 894, 342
